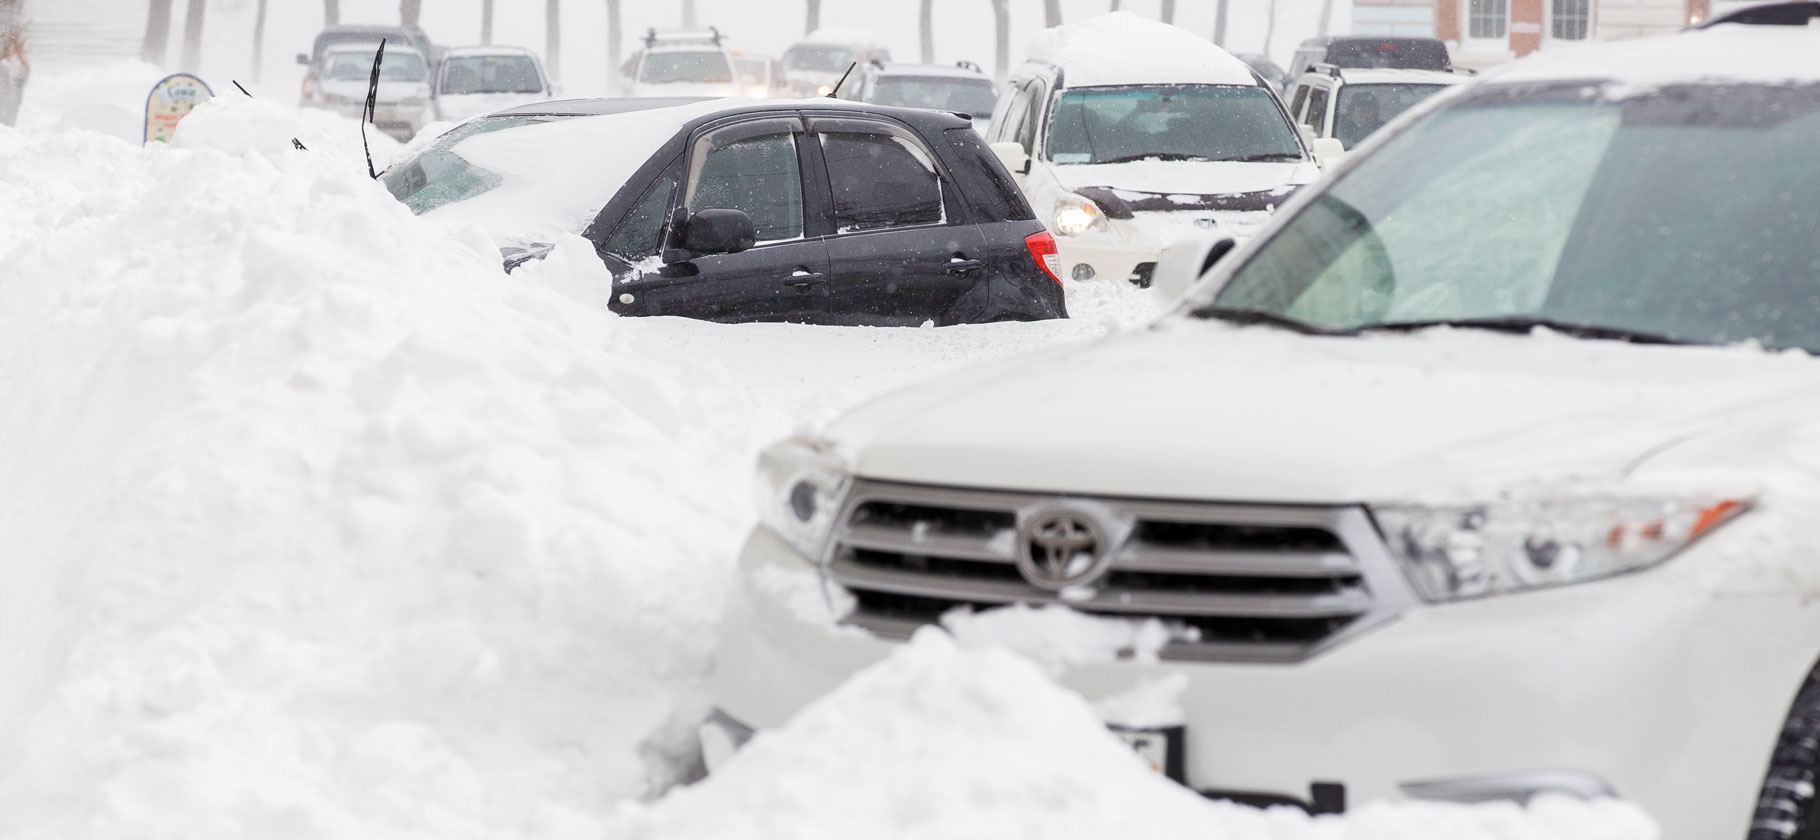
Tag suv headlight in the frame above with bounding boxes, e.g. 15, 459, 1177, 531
1373, 496, 1746, 602
1053, 194, 1104, 237
754, 437, 851, 560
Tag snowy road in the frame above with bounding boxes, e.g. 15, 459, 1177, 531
0, 71, 1654, 839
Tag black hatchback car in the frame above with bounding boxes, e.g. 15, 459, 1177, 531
382, 97, 1067, 325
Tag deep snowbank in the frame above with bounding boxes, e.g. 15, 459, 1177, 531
0, 94, 1650, 839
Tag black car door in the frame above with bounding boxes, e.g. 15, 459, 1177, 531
607, 115, 829, 323
806, 116, 990, 326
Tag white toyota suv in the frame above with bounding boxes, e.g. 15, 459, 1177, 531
705, 9, 1820, 839
983, 13, 1325, 288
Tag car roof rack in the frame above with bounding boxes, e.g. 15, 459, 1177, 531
644, 26, 725, 48
955, 59, 983, 73
1311, 62, 1343, 79
1695, 1, 1820, 27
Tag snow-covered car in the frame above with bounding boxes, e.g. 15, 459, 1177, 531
780, 29, 890, 97
705, 12, 1820, 839
1286, 64, 1468, 150
833, 61, 998, 134
1281, 35, 1452, 94
629, 28, 739, 98
300, 42, 434, 141
381, 97, 1066, 325
983, 13, 1323, 287
432, 46, 553, 124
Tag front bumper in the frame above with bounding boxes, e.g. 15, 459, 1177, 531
1054, 210, 1274, 286
709, 524, 1820, 838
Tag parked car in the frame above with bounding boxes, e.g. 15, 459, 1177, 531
732, 52, 788, 98
704, 8, 1820, 839
983, 13, 1324, 286
1285, 64, 1467, 150
1232, 51, 1289, 91
381, 97, 1066, 325
1281, 35, 1452, 92
833, 61, 998, 133
628, 27, 740, 98
296, 23, 438, 79
780, 29, 890, 97
432, 46, 553, 124
300, 42, 434, 141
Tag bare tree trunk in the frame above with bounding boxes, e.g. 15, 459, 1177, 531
252, 0, 268, 81
143, 0, 173, 64
1044, 0, 1062, 27
919, 0, 934, 63
991, 0, 1008, 82
605, 0, 621, 94
1109, 0, 1122, 10
481, 0, 495, 44
324, 0, 340, 26
1317, 0, 1335, 36
805, 0, 821, 34
180, 0, 205, 72
1159, 0, 1176, 23
400, 0, 422, 26
681, 0, 697, 26
1212, 0, 1229, 45
1262, 0, 1279, 56
546, 0, 561, 81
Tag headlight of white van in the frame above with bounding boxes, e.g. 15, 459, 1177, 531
754, 437, 851, 560
1054, 194, 1104, 237
1373, 496, 1747, 602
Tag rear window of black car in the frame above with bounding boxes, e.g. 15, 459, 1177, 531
1325, 39, 1450, 71
943, 128, 1035, 223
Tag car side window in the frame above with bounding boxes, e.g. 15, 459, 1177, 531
687, 129, 805, 243
603, 166, 679, 262
1289, 85, 1311, 122
819, 129, 945, 232
944, 128, 1034, 223
1015, 81, 1045, 155
994, 84, 1030, 144
1305, 87, 1331, 136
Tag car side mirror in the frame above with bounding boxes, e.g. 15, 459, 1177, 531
989, 140, 1030, 175
1311, 137, 1347, 169
663, 208, 757, 263
1153, 232, 1239, 300
296, 53, 310, 66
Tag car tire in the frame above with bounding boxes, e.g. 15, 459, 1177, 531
1750, 662, 1820, 839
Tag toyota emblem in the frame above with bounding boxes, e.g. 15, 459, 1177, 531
1016, 508, 1114, 591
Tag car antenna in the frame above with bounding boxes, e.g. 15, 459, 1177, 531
827, 61, 857, 98
361, 38, 387, 179
231, 80, 308, 151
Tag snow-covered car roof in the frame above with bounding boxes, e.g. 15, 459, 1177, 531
1322, 67, 1469, 86
1024, 12, 1259, 89
796, 27, 886, 47
1483, 24, 1820, 88
868, 63, 988, 80
440, 45, 540, 60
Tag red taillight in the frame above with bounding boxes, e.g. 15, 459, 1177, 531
1024, 230, 1063, 286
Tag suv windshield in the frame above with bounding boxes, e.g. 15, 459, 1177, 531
640, 51, 733, 84
871, 76, 998, 115
1332, 83, 1448, 148
1208, 83, 1820, 352
785, 44, 854, 73
440, 55, 542, 95
1046, 85, 1302, 165
325, 49, 425, 82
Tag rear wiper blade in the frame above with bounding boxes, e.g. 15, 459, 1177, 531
1188, 304, 1353, 336
1359, 316, 1692, 345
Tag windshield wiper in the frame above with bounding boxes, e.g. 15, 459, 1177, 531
1358, 316, 1692, 346
1222, 153, 1303, 163
1096, 152, 1209, 164
1188, 304, 1354, 336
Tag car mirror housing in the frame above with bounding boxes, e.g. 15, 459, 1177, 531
1153, 232, 1239, 301
1311, 137, 1347, 169
296, 53, 310, 66
989, 140, 1030, 175
664, 208, 757, 264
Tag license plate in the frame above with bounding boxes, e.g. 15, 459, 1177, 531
1110, 724, 1186, 784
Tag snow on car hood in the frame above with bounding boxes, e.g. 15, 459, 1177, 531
822, 323, 1820, 504
1051, 160, 1316, 203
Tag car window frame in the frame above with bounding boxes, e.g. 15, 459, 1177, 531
682, 115, 812, 247
804, 114, 963, 236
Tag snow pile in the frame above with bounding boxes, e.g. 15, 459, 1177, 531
1025, 12, 1257, 87
611, 631, 1658, 840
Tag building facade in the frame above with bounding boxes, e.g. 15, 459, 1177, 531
1354, 0, 1711, 62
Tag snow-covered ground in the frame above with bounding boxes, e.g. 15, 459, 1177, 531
0, 52, 1655, 840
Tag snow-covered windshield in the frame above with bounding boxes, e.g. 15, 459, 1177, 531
640, 51, 734, 84
1046, 85, 1302, 165
785, 44, 854, 73
381, 115, 559, 214
439, 55, 543, 95
1332, 83, 1447, 148
1208, 83, 1820, 351
324, 49, 425, 82
870, 76, 998, 116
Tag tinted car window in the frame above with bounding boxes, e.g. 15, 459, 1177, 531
690, 132, 804, 242
441, 55, 542, 95
820, 131, 945, 232
326, 49, 425, 81
1047, 85, 1303, 164
1333, 83, 1448, 148
604, 167, 679, 261
1305, 87, 1330, 134
784, 44, 854, 73
1324, 39, 1450, 70
944, 128, 1034, 222
870, 77, 999, 116
641, 51, 734, 84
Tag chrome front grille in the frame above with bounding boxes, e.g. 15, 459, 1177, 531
823, 481, 1416, 663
